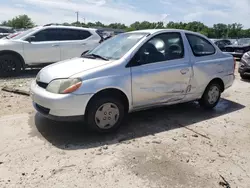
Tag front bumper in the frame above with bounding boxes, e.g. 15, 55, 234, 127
238, 60, 250, 75
30, 81, 93, 121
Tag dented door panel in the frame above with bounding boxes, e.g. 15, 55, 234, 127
131, 59, 192, 108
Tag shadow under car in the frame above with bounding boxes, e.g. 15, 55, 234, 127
29, 98, 245, 150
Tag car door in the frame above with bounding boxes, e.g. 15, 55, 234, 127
58, 29, 99, 60
23, 28, 61, 65
130, 32, 192, 108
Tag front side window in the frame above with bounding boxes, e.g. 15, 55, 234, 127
186, 34, 215, 56
86, 32, 148, 60
33, 29, 60, 42
134, 32, 184, 65
13, 27, 40, 40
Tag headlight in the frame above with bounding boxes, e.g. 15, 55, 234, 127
242, 52, 250, 65
242, 52, 250, 59
46, 78, 82, 94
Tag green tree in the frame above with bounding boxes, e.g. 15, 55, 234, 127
108, 23, 127, 30
1, 21, 8, 26
6, 15, 35, 28
227, 23, 243, 38
213, 23, 228, 38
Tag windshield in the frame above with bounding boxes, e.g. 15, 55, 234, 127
11, 27, 40, 39
87, 32, 148, 60
237, 38, 250, 45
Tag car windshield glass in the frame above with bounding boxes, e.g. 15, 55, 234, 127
11, 27, 40, 39
237, 38, 250, 45
86, 32, 148, 60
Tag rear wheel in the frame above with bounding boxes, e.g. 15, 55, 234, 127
199, 82, 221, 109
0, 54, 22, 77
86, 97, 125, 133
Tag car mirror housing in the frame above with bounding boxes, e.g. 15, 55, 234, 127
27, 36, 35, 43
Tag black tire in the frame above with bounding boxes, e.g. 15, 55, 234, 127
86, 96, 125, 133
0, 54, 22, 77
199, 82, 221, 110
240, 74, 249, 80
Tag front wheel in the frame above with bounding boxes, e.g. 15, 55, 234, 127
199, 83, 221, 109
86, 97, 125, 133
0, 54, 22, 77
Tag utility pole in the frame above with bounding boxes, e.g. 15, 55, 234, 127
76, 11, 79, 23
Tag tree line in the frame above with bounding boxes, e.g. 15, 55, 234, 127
1, 14, 250, 39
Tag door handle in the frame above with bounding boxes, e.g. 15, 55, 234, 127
52, 44, 59, 47
180, 68, 189, 75
81, 43, 86, 46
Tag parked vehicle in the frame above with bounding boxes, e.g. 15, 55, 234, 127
31, 29, 235, 133
2, 31, 23, 40
0, 26, 15, 39
238, 51, 250, 79
224, 38, 250, 58
0, 25, 103, 76
211, 39, 232, 51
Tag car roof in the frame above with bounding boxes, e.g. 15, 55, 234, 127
128, 29, 201, 35
43, 25, 97, 31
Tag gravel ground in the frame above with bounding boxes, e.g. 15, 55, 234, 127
0, 64, 250, 188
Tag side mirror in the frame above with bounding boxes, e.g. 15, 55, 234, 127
134, 51, 149, 64
27, 36, 35, 43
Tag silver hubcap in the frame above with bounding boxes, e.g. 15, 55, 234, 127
208, 86, 220, 104
95, 103, 120, 129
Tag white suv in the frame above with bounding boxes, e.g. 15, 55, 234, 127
0, 25, 102, 76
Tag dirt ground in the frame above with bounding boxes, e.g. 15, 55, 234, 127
0, 64, 250, 188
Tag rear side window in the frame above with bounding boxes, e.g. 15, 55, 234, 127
58, 29, 91, 41
186, 34, 215, 56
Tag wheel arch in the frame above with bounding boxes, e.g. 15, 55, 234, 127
206, 77, 225, 93
85, 88, 130, 115
0, 50, 25, 68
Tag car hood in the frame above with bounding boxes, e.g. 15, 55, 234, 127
0, 39, 22, 46
37, 57, 112, 83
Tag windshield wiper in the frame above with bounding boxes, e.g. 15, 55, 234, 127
83, 53, 109, 61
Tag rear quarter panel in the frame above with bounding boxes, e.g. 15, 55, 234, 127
188, 52, 234, 99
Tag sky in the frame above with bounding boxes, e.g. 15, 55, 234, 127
0, 0, 250, 28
